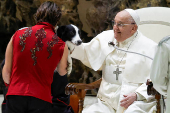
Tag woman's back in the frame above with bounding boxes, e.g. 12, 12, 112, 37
7, 22, 65, 103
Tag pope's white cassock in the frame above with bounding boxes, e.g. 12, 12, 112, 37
150, 36, 170, 113
71, 30, 157, 113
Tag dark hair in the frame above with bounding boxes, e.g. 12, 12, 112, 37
35, 1, 61, 26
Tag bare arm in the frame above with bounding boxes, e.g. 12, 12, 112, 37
2, 36, 13, 84
57, 44, 68, 76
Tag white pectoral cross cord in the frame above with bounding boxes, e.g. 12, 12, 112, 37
111, 32, 138, 81
113, 66, 122, 80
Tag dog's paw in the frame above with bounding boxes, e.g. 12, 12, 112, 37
67, 62, 72, 75
67, 54, 72, 76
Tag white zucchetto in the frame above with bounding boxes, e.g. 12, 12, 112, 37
124, 9, 140, 26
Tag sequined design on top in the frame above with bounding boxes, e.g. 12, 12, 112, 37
47, 34, 59, 59
19, 27, 32, 52
30, 28, 47, 65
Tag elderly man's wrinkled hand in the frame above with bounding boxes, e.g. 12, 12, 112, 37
120, 92, 137, 109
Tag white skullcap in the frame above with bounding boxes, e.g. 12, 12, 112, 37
124, 9, 140, 26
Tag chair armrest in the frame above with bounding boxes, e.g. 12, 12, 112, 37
146, 79, 160, 95
65, 78, 102, 95
65, 78, 102, 113
146, 79, 161, 113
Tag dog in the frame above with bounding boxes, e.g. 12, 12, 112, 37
56, 24, 82, 75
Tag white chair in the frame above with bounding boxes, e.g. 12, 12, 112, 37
136, 7, 170, 43
136, 7, 170, 113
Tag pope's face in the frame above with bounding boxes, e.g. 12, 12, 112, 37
113, 11, 136, 42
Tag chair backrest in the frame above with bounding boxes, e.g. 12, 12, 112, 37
136, 7, 170, 113
136, 7, 170, 43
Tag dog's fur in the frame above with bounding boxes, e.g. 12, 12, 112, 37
56, 24, 82, 75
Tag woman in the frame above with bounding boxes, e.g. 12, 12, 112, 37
2, 1, 68, 113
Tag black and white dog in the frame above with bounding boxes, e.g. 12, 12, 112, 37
56, 24, 82, 75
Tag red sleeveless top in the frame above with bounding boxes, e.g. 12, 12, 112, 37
7, 22, 65, 103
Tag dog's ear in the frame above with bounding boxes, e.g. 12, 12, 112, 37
56, 26, 66, 39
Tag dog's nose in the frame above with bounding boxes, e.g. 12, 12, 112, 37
77, 40, 82, 45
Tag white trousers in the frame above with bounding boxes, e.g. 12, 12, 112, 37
82, 98, 157, 113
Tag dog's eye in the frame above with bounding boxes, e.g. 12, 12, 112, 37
70, 31, 74, 36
